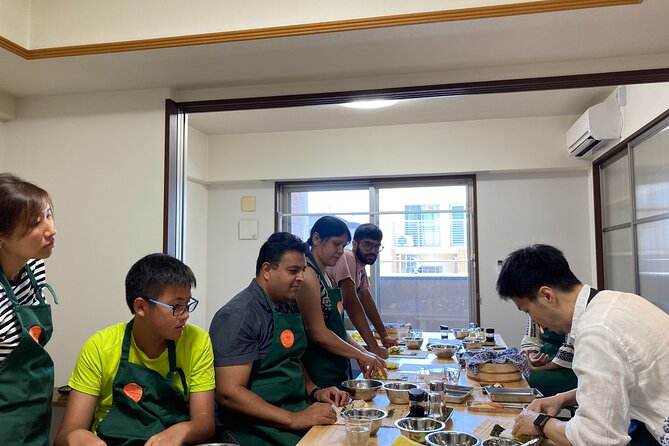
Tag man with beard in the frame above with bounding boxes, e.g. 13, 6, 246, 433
327, 223, 396, 360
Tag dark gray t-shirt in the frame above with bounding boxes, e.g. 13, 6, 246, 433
209, 279, 295, 367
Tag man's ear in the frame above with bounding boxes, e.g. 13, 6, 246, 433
133, 297, 148, 316
261, 262, 273, 281
538, 285, 556, 303
351, 240, 358, 251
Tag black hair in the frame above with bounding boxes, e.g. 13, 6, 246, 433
125, 253, 196, 313
496, 244, 581, 301
255, 232, 307, 276
307, 216, 351, 246
354, 223, 383, 242
0, 173, 53, 238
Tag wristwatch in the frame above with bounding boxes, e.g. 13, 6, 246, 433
533, 413, 552, 435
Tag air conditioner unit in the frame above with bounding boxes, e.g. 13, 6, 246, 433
566, 99, 622, 158
396, 234, 414, 247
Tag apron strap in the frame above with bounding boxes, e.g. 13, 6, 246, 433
0, 266, 19, 306
307, 252, 333, 291
24, 266, 58, 305
123, 319, 189, 395
586, 287, 599, 306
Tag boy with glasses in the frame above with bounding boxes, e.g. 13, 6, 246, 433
55, 253, 215, 446
327, 223, 397, 360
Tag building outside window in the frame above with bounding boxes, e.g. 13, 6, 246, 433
277, 177, 477, 330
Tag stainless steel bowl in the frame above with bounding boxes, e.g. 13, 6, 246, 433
481, 438, 522, 446
341, 379, 383, 401
426, 431, 482, 446
384, 381, 419, 404
403, 337, 424, 349
430, 344, 458, 358
341, 408, 388, 436
454, 329, 469, 340
462, 339, 483, 350
395, 417, 445, 444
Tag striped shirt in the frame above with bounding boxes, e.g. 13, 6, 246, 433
0, 259, 46, 363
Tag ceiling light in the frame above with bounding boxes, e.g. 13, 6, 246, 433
341, 99, 398, 109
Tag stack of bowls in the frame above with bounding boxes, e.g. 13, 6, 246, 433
395, 417, 445, 443
425, 431, 482, 445
341, 408, 388, 436
341, 379, 383, 401
384, 382, 419, 404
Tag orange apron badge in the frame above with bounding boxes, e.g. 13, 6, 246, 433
280, 329, 295, 348
123, 383, 143, 402
29, 326, 42, 343
337, 301, 344, 315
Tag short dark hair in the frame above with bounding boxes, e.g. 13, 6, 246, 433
496, 244, 581, 301
255, 232, 306, 276
125, 253, 197, 313
354, 223, 383, 242
0, 173, 53, 238
307, 216, 351, 246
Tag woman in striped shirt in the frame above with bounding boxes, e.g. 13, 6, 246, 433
0, 173, 58, 445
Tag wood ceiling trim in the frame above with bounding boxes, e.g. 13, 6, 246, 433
0, 0, 641, 60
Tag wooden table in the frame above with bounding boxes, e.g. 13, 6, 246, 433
298, 332, 534, 445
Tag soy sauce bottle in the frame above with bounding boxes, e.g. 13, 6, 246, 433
408, 388, 427, 417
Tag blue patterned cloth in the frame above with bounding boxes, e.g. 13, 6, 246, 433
661, 416, 669, 446
460, 347, 530, 378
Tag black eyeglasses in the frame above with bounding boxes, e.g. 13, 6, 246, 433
359, 241, 384, 252
147, 297, 199, 316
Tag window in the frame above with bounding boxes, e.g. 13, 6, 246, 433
277, 177, 477, 330
597, 116, 669, 313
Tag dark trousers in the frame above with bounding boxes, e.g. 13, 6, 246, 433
629, 419, 661, 446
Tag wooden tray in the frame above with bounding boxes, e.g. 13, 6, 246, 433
466, 363, 522, 383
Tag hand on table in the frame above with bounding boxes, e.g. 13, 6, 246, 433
370, 345, 389, 360
291, 402, 338, 430
380, 336, 398, 349
526, 394, 563, 416
512, 408, 543, 438
314, 386, 349, 406
528, 352, 550, 368
357, 352, 387, 379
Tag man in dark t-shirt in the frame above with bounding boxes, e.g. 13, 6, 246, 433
209, 233, 347, 446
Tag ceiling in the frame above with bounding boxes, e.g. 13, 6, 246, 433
187, 86, 616, 135
0, 0, 668, 99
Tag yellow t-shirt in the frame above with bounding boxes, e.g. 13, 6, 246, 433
68, 321, 215, 432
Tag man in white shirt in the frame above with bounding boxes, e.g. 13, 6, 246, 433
327, 224, 396, 360
497, 244, 669, 446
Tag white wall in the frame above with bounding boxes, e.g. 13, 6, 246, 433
477, 170, 593, 348
199, 114, 595, 345
185, 126, 210, 328
205, 181, 276, 328
208, 116, 584, 182
0, 121, 6, 169
4, 88, 170, 385
25, 0, 519, 47
0, 0, 30, 47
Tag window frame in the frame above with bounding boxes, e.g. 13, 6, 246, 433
276, 174, 481, 325
594, 108, 669, 308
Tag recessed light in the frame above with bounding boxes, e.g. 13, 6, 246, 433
341, 99, 399, 109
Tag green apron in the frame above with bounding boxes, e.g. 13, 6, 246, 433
0, 264, 57, 446
528, 327, 578, 397
231, 289, 310, 446
97, 319, 190, 446
301, 252, 351, 389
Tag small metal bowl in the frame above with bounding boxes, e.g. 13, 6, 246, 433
426, 431, 482, 446
341, 408, 388, 436
341, 379, 383, 401
481, 438, 522, 446
454, 329, 469, 340
384, 381, 419, 404
395, 417, 445, 444
462, 339, 483, 350
430, 344, 458, 359
403, 337, 424, 350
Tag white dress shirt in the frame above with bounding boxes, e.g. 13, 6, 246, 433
566, 285, 669, 445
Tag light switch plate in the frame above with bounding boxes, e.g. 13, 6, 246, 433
241, 196, 256, 212
238, 220, 258, 240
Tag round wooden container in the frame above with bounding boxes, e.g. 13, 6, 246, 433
466, 363, 522, 383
